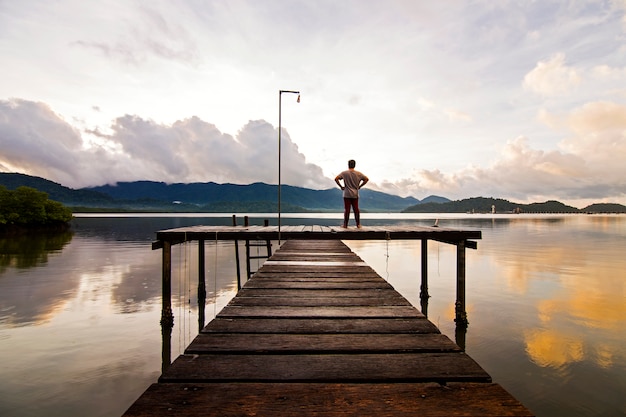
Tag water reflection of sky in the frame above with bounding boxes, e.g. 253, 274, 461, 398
347, 215, 626, 416
0, 215, 624, 416
0, 221, 241, 416
476, 217, 626, 373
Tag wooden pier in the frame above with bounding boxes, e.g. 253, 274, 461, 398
124, 228, 533, 416
152, 224, 482, 326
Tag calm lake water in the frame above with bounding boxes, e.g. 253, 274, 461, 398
0, 213, 624, 416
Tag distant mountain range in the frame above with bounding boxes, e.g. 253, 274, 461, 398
1, 173, 625, 213
402, 196, 626, 214
0, 173, 434, 212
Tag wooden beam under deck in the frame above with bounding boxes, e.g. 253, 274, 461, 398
153, 224, 481, 247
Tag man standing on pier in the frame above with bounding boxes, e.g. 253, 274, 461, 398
335, 159, 369, 228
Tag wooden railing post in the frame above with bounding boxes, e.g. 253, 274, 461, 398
264, 219, 272, 257
244, 216, 251, 280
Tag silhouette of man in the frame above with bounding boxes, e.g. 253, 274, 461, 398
335, 159, 369, 228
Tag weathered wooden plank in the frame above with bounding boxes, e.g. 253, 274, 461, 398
159, 352, 491, 383
278, 248, 352, 254
252, 271, 383, 279
202, 317, 440, 334
242, 280, 393, 289
123, 382, 533, 417
263, 261, 369, 267
248, 275, 387, 283
284, 244, 350, 249
235, 288, 400, 298
257, 265, 374, 273
217, 305, 424, 318
186, 333, 461, 354
282, 239, 351, 247
228, 296, 412, 307
266, 256, 365, 263
270, 251, 352, 256
270, 252, 357, 256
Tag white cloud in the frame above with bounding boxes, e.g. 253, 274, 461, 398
523, 53, 582, 97
2, 1, 626, 206
378, 100, 626, 205
0, 99, 84, 185
72, 4, 199, 65
0, 99, 332, 189
591, 65, 626, 80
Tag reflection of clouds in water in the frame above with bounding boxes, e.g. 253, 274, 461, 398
499, 245, 584, 295
525, 271, 626, 369
78, 263, 157, 315
365, 216, 626, 372
0, 231, 75, 326
0, 235, 163, 326
543, 278, 625, 332
110, 258, 162, 314
594, 343, 619, 369
524, 329, 584, 370
0, 259, 79, 327
487, 218, 626, 371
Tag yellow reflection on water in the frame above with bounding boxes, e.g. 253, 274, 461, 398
524, 328, 584, 369
486, 217, 626, 371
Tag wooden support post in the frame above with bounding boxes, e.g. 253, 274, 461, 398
232, 215, 241, 290
420, 238, 429, 317
160, 240, 173, 371
160, 241, 173, 328
197, 239, 206, 332
455, 240, 468, 326
455, 319, 467, 351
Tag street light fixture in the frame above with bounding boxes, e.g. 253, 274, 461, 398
278, 89, 300, 244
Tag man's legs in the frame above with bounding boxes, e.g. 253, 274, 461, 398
343, 198, 360, 227
343, 198, 351, 227
352, 198, 361, 227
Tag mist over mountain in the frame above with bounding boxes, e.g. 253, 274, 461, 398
0, 173, 423, 212
2, 173, 624, 213
86, 180, 421, 212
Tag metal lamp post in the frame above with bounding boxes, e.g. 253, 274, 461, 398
278, 89, 300, 244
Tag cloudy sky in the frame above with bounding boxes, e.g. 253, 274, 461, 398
1, 1, 625, 206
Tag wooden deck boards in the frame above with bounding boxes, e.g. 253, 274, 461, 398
202, 317, 441, 334
124, 239, 533, 416
124, 382, 531, 417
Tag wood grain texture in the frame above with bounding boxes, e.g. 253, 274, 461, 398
124, 383, 534, 417
125, 239, 532, 416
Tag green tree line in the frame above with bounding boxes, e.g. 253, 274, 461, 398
0, 186, 73, 227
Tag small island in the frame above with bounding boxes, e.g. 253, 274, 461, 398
0, 186, 73, 234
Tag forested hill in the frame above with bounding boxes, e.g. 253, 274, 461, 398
0, 173, 116, 207
402, 196, 626, 214
86, 180, 422, 211
0, 173, 422, 212
3, 173, 624, 213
